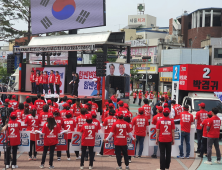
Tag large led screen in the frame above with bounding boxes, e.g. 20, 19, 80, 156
31, 0, 106, 34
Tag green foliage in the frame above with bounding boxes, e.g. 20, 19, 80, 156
0, 0, 30, 42
130, 67, 142, 82
91, 50, 117, 64
0, 67, 10, 83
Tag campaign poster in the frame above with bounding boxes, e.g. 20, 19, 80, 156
171, 65, 180, 103
76, 67, 102, 96
103, 134, 136, 156
35, 133, 68, 151
70, 132, 104, 152
34, 67, 66, 95
0, 131, 30, 152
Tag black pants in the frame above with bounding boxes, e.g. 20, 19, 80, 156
55, 84, 60, 95
197, 129, 203, 152
200, 137, 207, 156
39, 84, 43, 94
115, 145, 129, 167
36, 85, 40, 94
133, 98, 136, 104
43, 84, 48, 94
66, 139, 71, 158
99, 142, 104, 155
49, 83, 54, 94
81, 146, 94, 167
29, 140, 37, 157
31, 82, 36, 93
75, 151, 79, 157
57, 151, 61, 158
73, 84, 78, 97
138, 99, 141, 106
5, 145, 18, 165
159, 142, 172, 170
41, 145, 56, 166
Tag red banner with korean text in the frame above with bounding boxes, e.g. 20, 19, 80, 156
179, 64, 222, 92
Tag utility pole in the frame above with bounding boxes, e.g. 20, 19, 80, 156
191, 36, 197, 64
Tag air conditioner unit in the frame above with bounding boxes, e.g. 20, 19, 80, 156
136, 35, 143, 39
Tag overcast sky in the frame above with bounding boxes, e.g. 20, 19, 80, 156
1, 0, 221, 46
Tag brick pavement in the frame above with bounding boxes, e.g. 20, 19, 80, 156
0, 153, 195, 170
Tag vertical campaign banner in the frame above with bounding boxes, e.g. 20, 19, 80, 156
35, 133, 68, 151
104, 134, 136, 156
172, 65, 180, 103
0, 131, 30, 152
35, 67, 66, 94
76, 67, 98, 96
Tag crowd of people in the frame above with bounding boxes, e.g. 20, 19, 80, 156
0, 93, 221, 170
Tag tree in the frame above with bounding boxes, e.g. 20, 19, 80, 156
91, 50, 117, 64
130, 67, 142, 91
0, 0, 31, 43
0, 67, 10, 83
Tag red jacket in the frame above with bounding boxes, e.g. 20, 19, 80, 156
133, 93, 137, 99
138, 92, 142, 99
43, 75, 48, 84
49, 74, 55, 84
39, 75, 43, 84
30, 74, 36, 83
55, 75, 60, 85
35, 77, 40, 85
111, 95, 117, 103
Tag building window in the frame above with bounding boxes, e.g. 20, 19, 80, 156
189, 39, 192, 46
214, 48, 222, 58
151, 24, 154, 27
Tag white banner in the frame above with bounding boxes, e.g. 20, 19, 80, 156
70, 132, 104, 152
76, 67, 98, 96
0, 131, 30, 152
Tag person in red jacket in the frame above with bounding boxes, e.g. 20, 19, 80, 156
6, 112, 21, 169
9, 95, 19, 111
198, 111, 212, 158
204, 108, 221, 165
40, 105, 50, 123
39, 113, 62, 169
96, 77, 101, 97
75, 108, 87, 159
104, 111, 136, 170
55, 71, 60, 95
110, 94, 117, 103
34, 93, 45, 115
91, 98, 98, 112
116, 101, 128, 115
195, 102, 208, 153
43, 71, 48, 94
171, 100, 183, 124
60, 103, 70, 119
39, 71, 43, 94
21, 104, 30, 121
178, 105, 194, 159
23, 96, 31, 106
25, 105, 41, 161
156, 108, 175, 170
123, 103, 133, 120
47, 100, 55, 113
35, 73, 40, 94
15, 103, 24, 121
63, 110, 76, 160
133, 91, 137, 104
104, 103, 115, 120
72, 98, 83, 118
49, 70, 55, 94
132, 108, 149, 158
142, 99, 152, 122
102, 102, 109, 122
138, 90, 143, 106
151, 106, 164, 158
80, 114, 98, 170
30, 70, 36, 94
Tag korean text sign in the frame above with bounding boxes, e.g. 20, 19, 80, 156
179, 64, 222, 92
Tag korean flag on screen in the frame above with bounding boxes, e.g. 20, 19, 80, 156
31, 0, 104, 34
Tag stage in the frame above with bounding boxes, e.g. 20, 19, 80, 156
0, 91, 102, 100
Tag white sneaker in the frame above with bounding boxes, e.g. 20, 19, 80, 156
204, 161, 212, 165
12, 165, 18, 169
76, 156, 81, 160
6, 165, 10, 169
96, 153, 101, 156
214, 160, 221, 164
80, 166, 84, 169
129, 160, 132, 163
67, 158, 71, 161
89, 166, 93, 169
